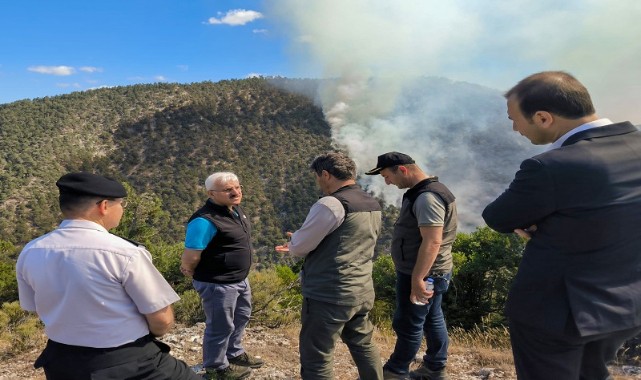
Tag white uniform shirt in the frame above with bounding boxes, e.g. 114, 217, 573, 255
16, 219, 180, 348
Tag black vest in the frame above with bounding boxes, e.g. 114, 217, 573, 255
188, 199, 253, 284
391, 177, 456, 274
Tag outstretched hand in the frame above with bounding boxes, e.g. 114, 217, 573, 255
275, 243, 289, 253
275, 232, 293, 253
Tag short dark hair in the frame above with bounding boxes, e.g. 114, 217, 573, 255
505, 71, 595, 120
59, 193, 103, 215
310, 152, 356, 181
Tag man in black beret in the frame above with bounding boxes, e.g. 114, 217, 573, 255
367, 152, 458, 380
16, 172, 201, 380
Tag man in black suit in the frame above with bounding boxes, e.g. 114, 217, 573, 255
482, 71, 641, 380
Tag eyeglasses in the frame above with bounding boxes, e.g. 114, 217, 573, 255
210, 185, 243, 194
96, 198, 128, 208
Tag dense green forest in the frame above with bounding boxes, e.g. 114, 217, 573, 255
0, 78, 343, 254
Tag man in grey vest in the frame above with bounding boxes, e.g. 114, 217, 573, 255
276, 152, 384, 380
366, 152, 457, 380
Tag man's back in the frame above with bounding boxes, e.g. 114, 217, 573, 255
484, 122, 641, 335
17, 219, 179, 347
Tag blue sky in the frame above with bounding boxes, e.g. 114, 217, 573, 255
0, 0, 299, 105
2, 0, 641, 125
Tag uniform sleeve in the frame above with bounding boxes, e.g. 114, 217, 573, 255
184, 217, 217, 250
289, 197, 345, 257
413, 192, 446, 226
121, 248, 180, 315
16, 251, 36, 312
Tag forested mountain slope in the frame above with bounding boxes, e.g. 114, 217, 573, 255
0, 78, 335, 258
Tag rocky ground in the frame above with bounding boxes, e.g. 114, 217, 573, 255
1, 323, 640, 380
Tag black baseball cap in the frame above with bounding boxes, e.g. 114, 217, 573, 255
56, 172, 127, 198
365, 152, 415, 175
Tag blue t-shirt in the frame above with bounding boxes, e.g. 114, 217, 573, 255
184, 217, 217, 250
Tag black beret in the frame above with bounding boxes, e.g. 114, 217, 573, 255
365, 152, 415, 175
56, 172, 127, 198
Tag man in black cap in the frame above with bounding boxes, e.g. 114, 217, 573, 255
16, 172, 200, 380
366, 152, 458, 380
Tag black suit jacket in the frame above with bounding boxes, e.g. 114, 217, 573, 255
483, 122, 641, 336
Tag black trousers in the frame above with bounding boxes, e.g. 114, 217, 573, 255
509, 319, 641, 380
34, 335, 201, 380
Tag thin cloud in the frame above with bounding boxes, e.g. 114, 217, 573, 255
88, 85, 114, 91
253, 29, 268, 34
246, 73, 263, 78
177, 64, 189, 72
28, 65, 75, 76
56, 82, 81, 88
154, 75, 168, 82
79, 66, 103, 73
207, 9, 263, 26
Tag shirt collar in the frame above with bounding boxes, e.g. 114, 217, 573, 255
59, 219, 108, 232
548, 118, 613, 151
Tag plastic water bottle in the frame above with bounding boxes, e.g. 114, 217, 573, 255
413, 277, 434, 306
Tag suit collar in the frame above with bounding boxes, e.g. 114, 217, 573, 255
562, 121, 637, 147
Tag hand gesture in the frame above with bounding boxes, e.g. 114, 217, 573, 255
275, 232, 293, 253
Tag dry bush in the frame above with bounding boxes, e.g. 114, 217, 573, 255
449, 325, 514, 370
0, 301, 44, 358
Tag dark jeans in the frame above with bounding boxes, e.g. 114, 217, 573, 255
509, 318, 641, 380
384, 271, 451, 375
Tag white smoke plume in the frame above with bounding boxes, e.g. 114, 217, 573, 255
265, 0, 641, 229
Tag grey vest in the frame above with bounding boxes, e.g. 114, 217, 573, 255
301, 185, 382, 305
391, 177, 457, 275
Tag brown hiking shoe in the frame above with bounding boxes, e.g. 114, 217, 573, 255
203, 364, 251, 380
229, 352, 265, 368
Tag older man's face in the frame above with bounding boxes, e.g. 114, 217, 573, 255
208, 179, 243, 208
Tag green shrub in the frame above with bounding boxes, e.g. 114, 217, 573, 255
248, 265, 301, 328
445, 226, 524, 328
0, 240, 19, 303
0, 301, 44, 357
369, 299, 394, 330
371, 254, 396, 328
0, 261, 18, 304
147, 241, 192, 294
173, 289, 205, 325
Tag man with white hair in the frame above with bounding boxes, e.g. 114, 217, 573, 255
181, 172, 263, 380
